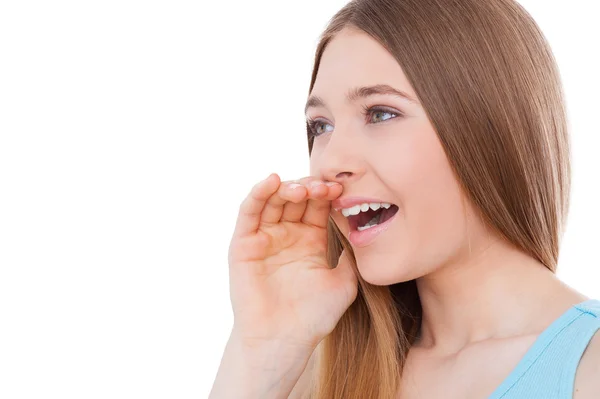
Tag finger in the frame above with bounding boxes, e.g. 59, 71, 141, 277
261, 180, 307, 224
302, 182, 343, 228
281, 179, 325, 222
232, 173, 280, 238
281, 200, 307, 223
289, 176, 318, 185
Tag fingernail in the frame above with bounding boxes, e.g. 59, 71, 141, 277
325, 182, 338, 187
288, 183, 302, 189
309, 181, 324, 188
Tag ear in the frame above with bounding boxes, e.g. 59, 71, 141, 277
573, 331, 600, 398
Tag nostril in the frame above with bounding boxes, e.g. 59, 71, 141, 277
335, 171, 353, 179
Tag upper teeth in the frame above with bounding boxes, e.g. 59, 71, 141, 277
340, 202, 391, 217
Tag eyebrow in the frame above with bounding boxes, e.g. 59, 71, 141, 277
304, 84, 418, 114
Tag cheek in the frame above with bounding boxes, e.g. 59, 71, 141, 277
405, 143, 468, 266
309, 156, 316, 176
412, 184, 466, 256
308, 145, 325, 177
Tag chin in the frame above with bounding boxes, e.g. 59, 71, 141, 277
354, 254, 415, 286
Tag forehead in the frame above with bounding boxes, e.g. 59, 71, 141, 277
311, 27, 416, 99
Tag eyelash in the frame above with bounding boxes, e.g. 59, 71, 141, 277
306, 105, 403, 138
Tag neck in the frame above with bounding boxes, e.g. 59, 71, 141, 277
414, 234, 582, 355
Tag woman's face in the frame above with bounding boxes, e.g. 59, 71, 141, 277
307, 27, 483, 285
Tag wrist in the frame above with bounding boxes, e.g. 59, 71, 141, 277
220, 329, 314, 398
230, 323, 321, 354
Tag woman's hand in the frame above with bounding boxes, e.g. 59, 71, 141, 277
227, 173, 358, 350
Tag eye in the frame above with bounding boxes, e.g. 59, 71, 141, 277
363, 105, 402, 124
306, 106, 403, 138
306, 119, 334, 137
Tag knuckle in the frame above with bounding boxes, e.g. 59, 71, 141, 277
238, 198, 252, 214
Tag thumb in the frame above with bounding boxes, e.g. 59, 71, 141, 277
332, 249, 358, 292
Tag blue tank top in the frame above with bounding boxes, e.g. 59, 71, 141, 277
487, 298, 600, 398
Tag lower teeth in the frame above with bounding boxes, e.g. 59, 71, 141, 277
357, 212, 382, 232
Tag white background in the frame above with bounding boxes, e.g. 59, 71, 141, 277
0, 0, 598, 398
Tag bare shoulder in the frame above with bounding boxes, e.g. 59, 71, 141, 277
573, 330, 600, 399
288, 346, 318, 399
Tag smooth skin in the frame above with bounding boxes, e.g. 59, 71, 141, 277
227, 173, 356, 349
306, 26, 599, 399
210, 26, 600, 399
209, 174, 357, 398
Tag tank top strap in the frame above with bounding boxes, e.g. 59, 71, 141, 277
557, 299, 600, 397
489, 299, 600, 399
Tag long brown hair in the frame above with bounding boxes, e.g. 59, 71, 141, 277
305, 0, 571, 397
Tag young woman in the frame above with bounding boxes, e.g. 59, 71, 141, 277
210, 0, 599, 398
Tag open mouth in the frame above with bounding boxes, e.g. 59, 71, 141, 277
345, 203, 399, 232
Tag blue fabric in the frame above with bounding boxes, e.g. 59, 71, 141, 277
487, 299, 600, 398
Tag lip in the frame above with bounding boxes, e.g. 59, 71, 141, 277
348, 208, 398, 247
332, 196, 394, 211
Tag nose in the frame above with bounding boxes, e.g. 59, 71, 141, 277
311, 126, 366, 185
